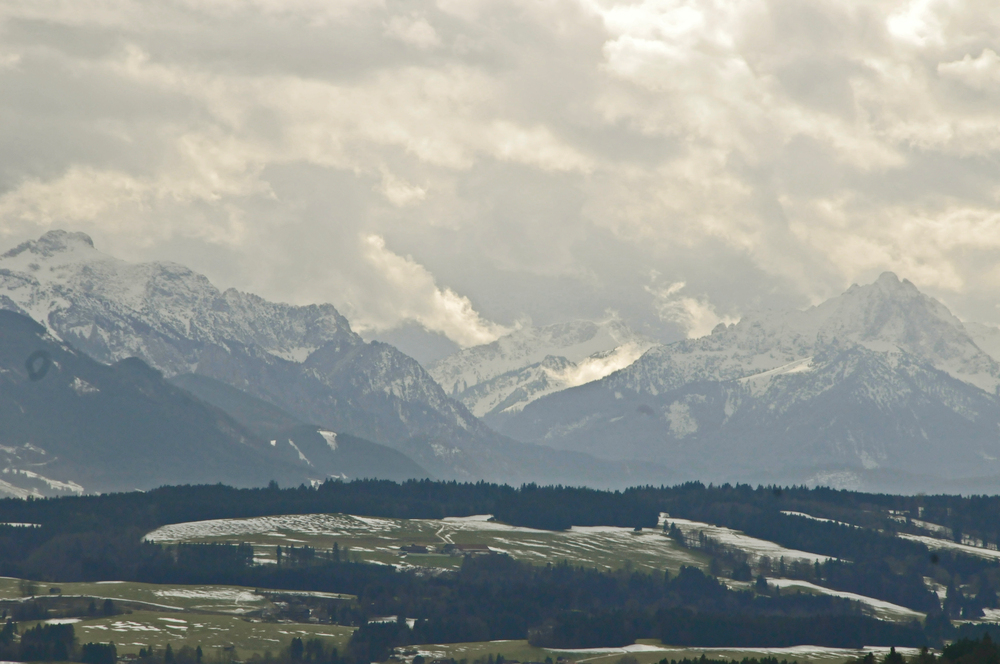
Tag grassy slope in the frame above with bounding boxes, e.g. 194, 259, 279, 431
145, 514, 710, 575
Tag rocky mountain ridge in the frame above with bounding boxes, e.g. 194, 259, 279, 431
428, 319, 655, 418
496, 273, 1000, 492
0, 310, 327, 496
0, 231, 671, 487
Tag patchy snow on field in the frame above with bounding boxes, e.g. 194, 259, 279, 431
899, 533, 1000, 560
781, 512, 855, 528
908, 519, 952, 537
147, 512, 703, 573
663, 517, 834, 564
369, 616, 417, 628
45, 618, 80, 624
145, 513, 400, 542
430, 514, 546, 534
257, 590, 352, 600
548, 644, 924, 659
924, 577, 948, 601
153, 588, 264, 605
768, 578, 925, 621
82, 621, 162, 633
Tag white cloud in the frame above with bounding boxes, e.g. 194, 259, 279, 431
376, 168, 427, 207
2, 0, 1000, 339
384, 14, 441, 50
0, 163, 258, 247
544, 342, 653, 388
939, 48, 1000, 90
354, 235, 510, 347
646, 276, 739, 339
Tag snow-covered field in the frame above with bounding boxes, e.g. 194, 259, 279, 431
551, 644, 923, 658
153, 588, 263, 605
71, 610, 355, 656
780, 511, 854, 528
146, 513, 401, 542
767, 578, 925, 621
663, 517, 835, 564
899, 533, 1000, 561
407, 640, 925, 664
552, 643, 920, 662
145, 511, 935, 630
147, 513, 705, 573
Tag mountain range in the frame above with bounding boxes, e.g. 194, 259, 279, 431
493, 273, 1000, 492
6, 230, 1000, 494
427, 319, 654, 421
0, 231, 668, 493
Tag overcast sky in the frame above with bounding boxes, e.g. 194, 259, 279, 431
1, 0, 999, 354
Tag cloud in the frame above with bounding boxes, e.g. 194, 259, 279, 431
384, 14, 441, 50
646, 276, 739, 339
1, 0, 1000, 341
545, 341, 653, 388
376, 168, 427, 207
353, 235, 510, 347
939, 48, 1000, 90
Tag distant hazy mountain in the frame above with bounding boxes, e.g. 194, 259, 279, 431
0, 310, 315, 496
428, 319, 655, 421
168, 373, 432, 483
497, 273, 1000, 492
0, 231, 671, 487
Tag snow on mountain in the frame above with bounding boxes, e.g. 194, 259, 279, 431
608, 272, 1000, 397
497, 274, 1000, 491
428, 319, 655, 417
0, 231, 675, 487
963, 322, 1000, 365
0, 230, 357, 373
0, 231, 493, 479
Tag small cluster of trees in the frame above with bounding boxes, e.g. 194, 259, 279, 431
0, 621, 115, 664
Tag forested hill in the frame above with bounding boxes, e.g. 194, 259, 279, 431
3, 479, 1000, 540
2, 481, 1000, 653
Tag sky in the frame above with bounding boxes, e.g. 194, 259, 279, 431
1, 0, 999, 357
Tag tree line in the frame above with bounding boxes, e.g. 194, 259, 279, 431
3, 480, 1000, 655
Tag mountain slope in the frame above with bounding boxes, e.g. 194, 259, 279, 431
0, 231, 491, 479
428, 319, 655, 418
0, 310, 322, 496
497, 274, 1000, 491
0, 231, 672, 487
169, 373, 433, 483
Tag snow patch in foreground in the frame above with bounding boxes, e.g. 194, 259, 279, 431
548, 644, 924, 658
768, 578, 924, 619
899, 533, 1000, 560
662, 515, 834, 564
781, 511, 854, 528
153, 588, 263, 604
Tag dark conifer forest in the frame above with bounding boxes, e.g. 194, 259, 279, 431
2, 480, 1000, 658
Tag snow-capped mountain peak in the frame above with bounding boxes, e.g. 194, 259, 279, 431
611, 272, 1000, 396
495, 274, 1000, 491
428, 318, 656, 418
3, 229, 98, 262
0, 232, 358, 372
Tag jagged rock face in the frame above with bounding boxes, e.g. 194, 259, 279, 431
428, 319, 655, 418
0, 231, 485, 479
497, 274, 1000, 492
0, 230, 358, 373
0, 231, 673, 487
0, 310, 320, 496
